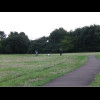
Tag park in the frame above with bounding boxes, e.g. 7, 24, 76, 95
1, 24, 100, 86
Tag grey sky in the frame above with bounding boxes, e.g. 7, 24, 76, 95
0, 12, 100, 40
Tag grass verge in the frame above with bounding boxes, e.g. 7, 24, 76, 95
90, 55, 100, 86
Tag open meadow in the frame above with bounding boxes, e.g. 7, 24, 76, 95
0, 52, 100, 86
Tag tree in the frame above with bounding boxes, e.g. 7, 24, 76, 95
0, 31, 6, 53
49, 28, 67, 43
1, 25, 100, 54
49, 28, 68, 53
0, 31, 6, 40
70, 25, 100, 52
28, 36, 49, 54
6, 31, 30, 54
60, 36, 75, 52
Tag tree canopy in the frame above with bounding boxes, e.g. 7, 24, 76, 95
0, 24, 100, 54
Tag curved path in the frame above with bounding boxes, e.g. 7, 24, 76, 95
43, 56, 100, 86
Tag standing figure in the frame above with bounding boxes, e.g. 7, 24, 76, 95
35, 50, 38, 56
59, 48, 62, 56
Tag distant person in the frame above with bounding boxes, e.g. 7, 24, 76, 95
59, 48, 62, 56
35, 50, 38, 56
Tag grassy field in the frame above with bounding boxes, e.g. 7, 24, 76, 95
0, 53, 88, 86
90, 55, 100, 86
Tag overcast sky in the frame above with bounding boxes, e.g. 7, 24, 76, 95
0, 12, 100, 40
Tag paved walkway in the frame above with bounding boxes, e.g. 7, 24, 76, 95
43, 56, 100, 86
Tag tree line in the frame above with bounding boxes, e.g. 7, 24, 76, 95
0, 24, 100, 54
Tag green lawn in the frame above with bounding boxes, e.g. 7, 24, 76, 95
0, 53, 87, 86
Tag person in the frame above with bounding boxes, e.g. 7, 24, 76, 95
35, 50, 38, 56
59, 48, 62, 56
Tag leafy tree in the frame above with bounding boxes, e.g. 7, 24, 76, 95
59, 36, 75, 52
1, 24, 100, 54
0, 31, 6, 40
49, 28, 67, 43
49, 28, 68, 52
6, 31, 30, 54
28, 36, 49, 53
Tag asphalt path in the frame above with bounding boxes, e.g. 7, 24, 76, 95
43, 56, 100, 87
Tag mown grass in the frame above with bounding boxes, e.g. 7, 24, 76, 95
90, 55, 100, 86
0, 53, 88, 86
